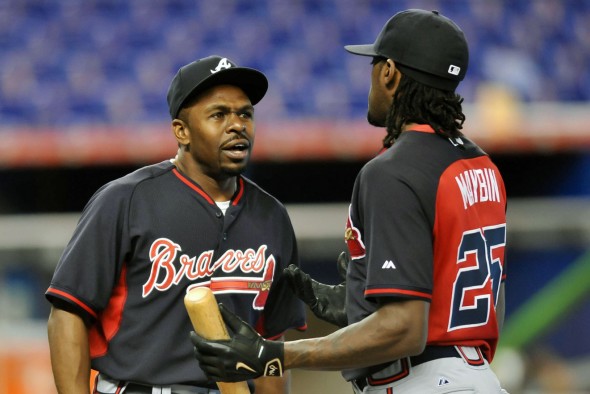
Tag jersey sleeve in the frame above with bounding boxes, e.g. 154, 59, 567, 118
45, 181, 132, 321
357, 163, 434, 302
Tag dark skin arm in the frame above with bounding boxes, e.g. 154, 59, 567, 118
284, 299, 429, 371
47, 306, 91, 394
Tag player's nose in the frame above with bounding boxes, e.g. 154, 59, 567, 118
226, 113, 248, 134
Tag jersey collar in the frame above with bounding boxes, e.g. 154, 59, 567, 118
172, 168, 245, 206
403, 123, 435, 133
378, 124, 436, 155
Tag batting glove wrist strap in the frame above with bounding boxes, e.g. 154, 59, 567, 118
190, 304, 284, 382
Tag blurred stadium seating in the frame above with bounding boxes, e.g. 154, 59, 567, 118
0, 0, 589, 127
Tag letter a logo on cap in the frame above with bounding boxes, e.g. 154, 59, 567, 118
211, 58, 233, 74
448, 65, 461, 76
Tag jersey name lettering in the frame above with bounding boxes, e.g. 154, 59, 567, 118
455, 168, 500, 209
142, 238, 274, 298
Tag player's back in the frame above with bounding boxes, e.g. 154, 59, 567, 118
394, 130, 507, 361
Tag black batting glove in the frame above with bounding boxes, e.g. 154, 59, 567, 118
190, 304, 284, 382
283, 251, 349, 327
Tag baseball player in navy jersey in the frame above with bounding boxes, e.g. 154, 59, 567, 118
191, 10, 510, 393
46, 55, 306, 394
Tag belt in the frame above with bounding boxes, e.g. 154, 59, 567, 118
409, 345, 464, 366
353, 346, 485, 391
124, 383, 219, 394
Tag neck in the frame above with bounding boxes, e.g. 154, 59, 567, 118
172, 157, 237, 202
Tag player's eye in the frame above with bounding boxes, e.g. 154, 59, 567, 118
239, 111, 254, 120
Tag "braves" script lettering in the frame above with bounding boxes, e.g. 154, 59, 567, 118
142, 238, 275, 304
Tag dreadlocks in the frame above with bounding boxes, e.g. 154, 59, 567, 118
383, 74, 466, 148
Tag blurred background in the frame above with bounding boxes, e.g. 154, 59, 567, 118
0, 0, 589, 393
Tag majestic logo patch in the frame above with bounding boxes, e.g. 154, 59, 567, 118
382, 260, 396, 269
211, 57, 233, 73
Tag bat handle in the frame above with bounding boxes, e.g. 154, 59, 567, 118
184, 287, 251, 394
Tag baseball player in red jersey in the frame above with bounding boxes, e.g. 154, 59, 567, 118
46, 55, 306, 394
190, 10, 509, 393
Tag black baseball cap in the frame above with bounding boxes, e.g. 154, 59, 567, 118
345, 9, 468, 91
167, 55, 268, 119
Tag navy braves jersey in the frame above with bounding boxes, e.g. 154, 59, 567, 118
344, 125, 506, 378
46, 160, 306, 385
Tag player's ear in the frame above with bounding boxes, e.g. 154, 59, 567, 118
172, 118, 191, 147
382, 59, 401, 93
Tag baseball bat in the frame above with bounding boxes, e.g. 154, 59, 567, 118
184, 287, 251, 394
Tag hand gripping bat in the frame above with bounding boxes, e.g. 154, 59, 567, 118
184, 287, 251, 394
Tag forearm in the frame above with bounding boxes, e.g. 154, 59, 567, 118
284, 300, 428, 371
47, 306, 91, 394
191, 301, 428, 382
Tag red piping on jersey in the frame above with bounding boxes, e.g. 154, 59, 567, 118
406, 123, 435, 133
89, 264, 129, 358
172, 168, 245, 206
46, 287, 97, 319
365, 288, 432, 300
378, 124, 435, 154
232, 177, 244, 205
172, 168, 215, 204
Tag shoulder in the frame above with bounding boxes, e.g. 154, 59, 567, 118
365, 132, 487, 175
102, 161, 173, 191
241, 176, 290, 215
87, 160, 175, 206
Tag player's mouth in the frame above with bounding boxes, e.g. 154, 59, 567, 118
222, 139, 251, 160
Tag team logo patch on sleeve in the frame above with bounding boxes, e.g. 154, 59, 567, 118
345, 206, 365, 259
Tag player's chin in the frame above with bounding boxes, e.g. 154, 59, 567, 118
220, 160, 249, 176
367, 111, 386, 127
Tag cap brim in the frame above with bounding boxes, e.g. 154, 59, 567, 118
344, 44, 379, 57
188, 67, 268, 107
